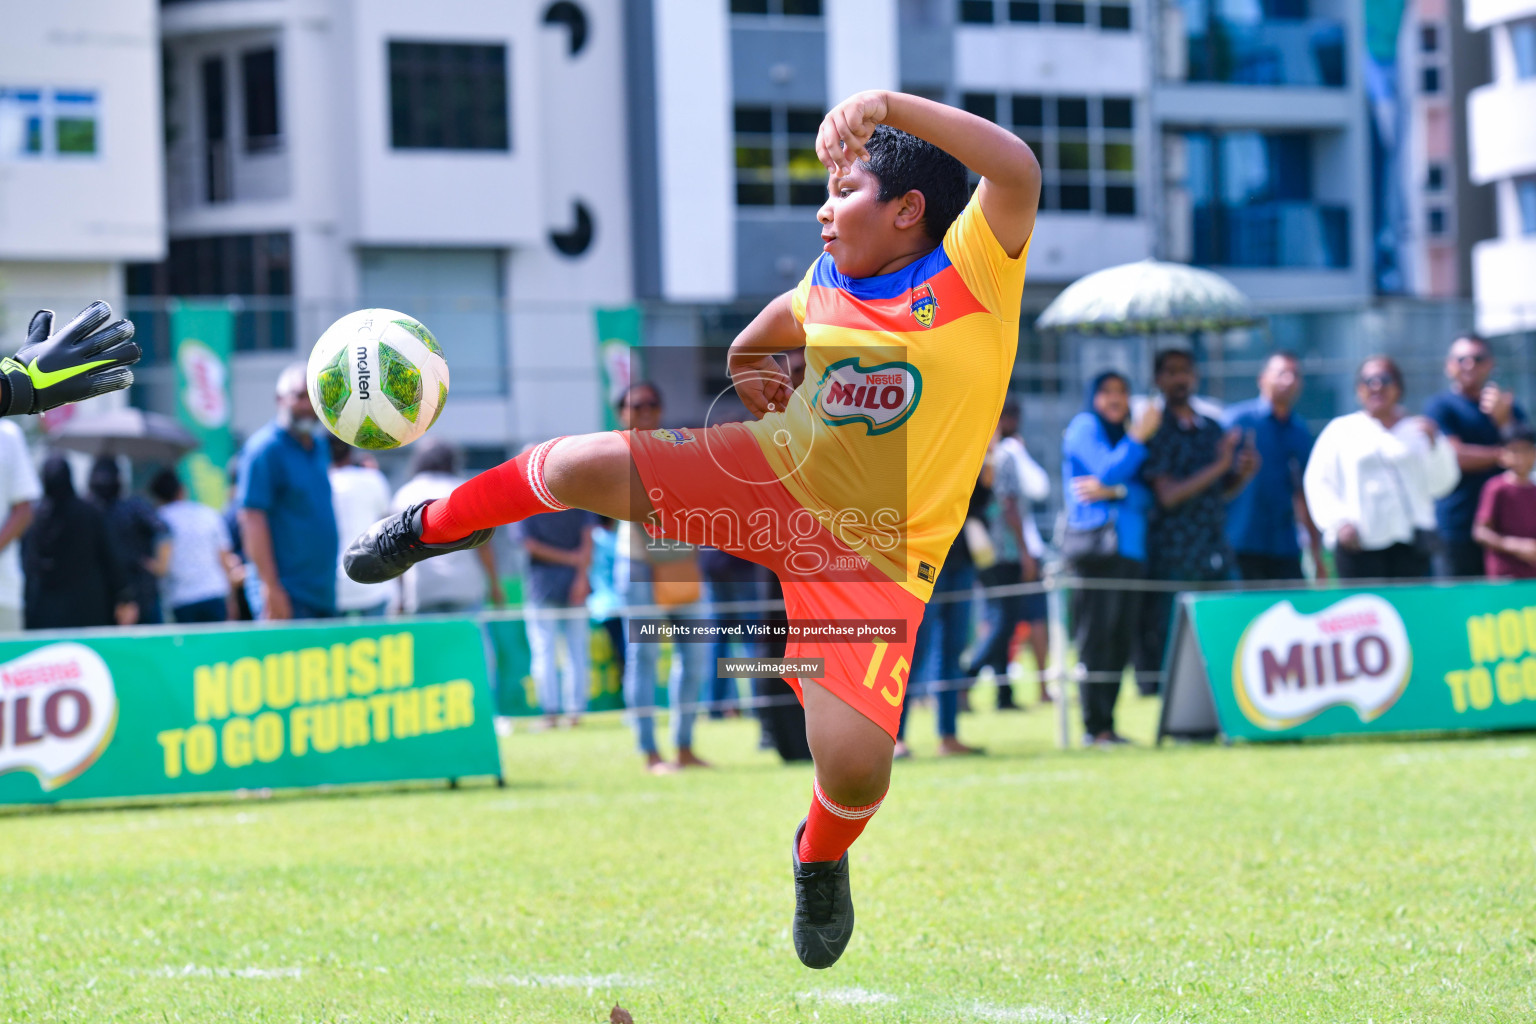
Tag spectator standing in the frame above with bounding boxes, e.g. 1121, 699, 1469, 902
149, 468, 238, 623
391, 441, 504, 612
23, 456, 135, 629
223, 456, 252, 620
237, 364, 339, 620
329, 436, 393, 617
1062, 371, 1161, 746
520, 507, 595, 729
896, 481, 985, 758
965, 399, 1051, 709
1472, 424, 1536, 578
1425, 333, 1526, 577
701, 547, 764, 718
88, 456, 171, 625
614, 382, 712, 773
0, 420, 40, 633
587, 516, 626, 682
1222, 352, 1326, 582
1136, 349, 1259, 693
1304, 356, 1460, 579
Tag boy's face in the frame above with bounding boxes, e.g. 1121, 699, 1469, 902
816, 162, 920, 279
1502, 441, 1536, 477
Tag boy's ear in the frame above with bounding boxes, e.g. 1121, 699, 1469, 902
893, 188, 927, 233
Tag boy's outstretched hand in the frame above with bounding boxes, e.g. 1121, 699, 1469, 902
817, 91, 889, 176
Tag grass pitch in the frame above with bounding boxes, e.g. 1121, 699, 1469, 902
1, 692, 1533, 1023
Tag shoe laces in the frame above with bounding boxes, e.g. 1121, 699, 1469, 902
377, 511, 425, 564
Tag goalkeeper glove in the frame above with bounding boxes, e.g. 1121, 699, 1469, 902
0, 301, 142, 417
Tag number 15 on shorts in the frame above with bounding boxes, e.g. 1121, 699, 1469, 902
861, 641, 910, 707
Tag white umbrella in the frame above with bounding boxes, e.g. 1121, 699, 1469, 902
48, 408, 198, 463
1035, 259, 1258, 335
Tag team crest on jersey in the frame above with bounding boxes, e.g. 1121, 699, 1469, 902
651, 427, 696, 446
814, 357, 922, 436
910, 285, 938, 328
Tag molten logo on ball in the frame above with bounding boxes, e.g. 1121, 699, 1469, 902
1233, 595, 1410, 730
0, 643, 118, 790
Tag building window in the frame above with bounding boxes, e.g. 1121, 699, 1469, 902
1425, 163, 1445, 191
1421, 66, 1441, 94
241, 47, 280, 152
1513, 20, 1536, 79
1420, 24, 1439, 52
1518, 178, 1536, 235
961, 92, 998, 122
125, 233, 293, 357
988, 92, 1137, 215
1175, 130, 1349, 268
0, 88, 97, 158
959, 0, 1128, 29
959, 0, 996, 22
730, 0, 823, 13
388, 42, 509, 151
1426, 207, 1446, 235
53, 90, 98, 154
735, 105, 825, 208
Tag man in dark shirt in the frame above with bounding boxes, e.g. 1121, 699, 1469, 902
1136, 349, 1259, 693
1222, 352, 1325, 582
1425, 333, 1524, 578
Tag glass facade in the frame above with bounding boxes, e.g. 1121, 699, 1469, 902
1178, 131, 1349, 267
1182, 0, 1346, 87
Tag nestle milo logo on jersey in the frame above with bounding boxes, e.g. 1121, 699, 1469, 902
815, 358, 922, 435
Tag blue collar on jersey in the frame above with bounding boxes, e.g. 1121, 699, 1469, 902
809, 246, 951, 300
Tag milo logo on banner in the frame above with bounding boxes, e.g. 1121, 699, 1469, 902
0, 643, 117, 790
1232, 595, 1411, 730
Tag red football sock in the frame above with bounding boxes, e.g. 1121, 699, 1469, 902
420, 437, 569, 543
798, 778, 885, 864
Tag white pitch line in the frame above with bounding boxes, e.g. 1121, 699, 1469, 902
800, 987, 899, 1006
148, 965, 301, 980
469, 973, 650, 989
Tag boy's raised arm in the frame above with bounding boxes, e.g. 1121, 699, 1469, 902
817, 91, 1041, 258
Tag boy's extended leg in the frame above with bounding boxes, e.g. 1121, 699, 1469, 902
790, 677, 894, 969
346, 432, 651, 583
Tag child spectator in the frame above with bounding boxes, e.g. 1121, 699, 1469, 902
1472, 423, 1536, 579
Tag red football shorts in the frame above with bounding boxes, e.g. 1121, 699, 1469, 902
622, 423, 923, 740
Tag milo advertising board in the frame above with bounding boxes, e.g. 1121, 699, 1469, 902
1160, 581, 1536, 742
0, 620, 501, 805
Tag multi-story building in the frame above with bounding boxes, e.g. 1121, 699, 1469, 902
134, 0, 633, 450
1466, 0, 1536, 334
1151, 0, 1375, 308
0, 1, 164, 355
1391, 0, 1495, 298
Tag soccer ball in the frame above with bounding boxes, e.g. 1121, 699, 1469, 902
307, 309, 449, 450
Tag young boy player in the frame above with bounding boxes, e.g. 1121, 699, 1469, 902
347, 91, 1040, 968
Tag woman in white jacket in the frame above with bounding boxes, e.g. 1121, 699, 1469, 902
1304, 355, 1461, 579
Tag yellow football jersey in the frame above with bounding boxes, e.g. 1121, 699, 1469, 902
742, 192, 1030, 602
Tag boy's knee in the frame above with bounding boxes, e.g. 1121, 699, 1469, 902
816, 747, 892, 806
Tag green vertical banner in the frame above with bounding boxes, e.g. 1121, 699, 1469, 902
170, 301, 235, 507
595, 307, 642, 430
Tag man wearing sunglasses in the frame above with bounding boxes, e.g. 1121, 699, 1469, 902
1424, 333, 1526, 578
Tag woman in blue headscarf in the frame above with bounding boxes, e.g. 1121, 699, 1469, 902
1060, 371, 1161, 747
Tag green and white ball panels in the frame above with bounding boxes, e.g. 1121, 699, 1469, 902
307, 309, 449, 449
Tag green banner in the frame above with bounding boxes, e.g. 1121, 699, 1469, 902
482, 615, 633, 716
1161, 581, 1536, 742
595, 307, 642, 431
170, 301, 234, 508
0, 619, 501, 805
